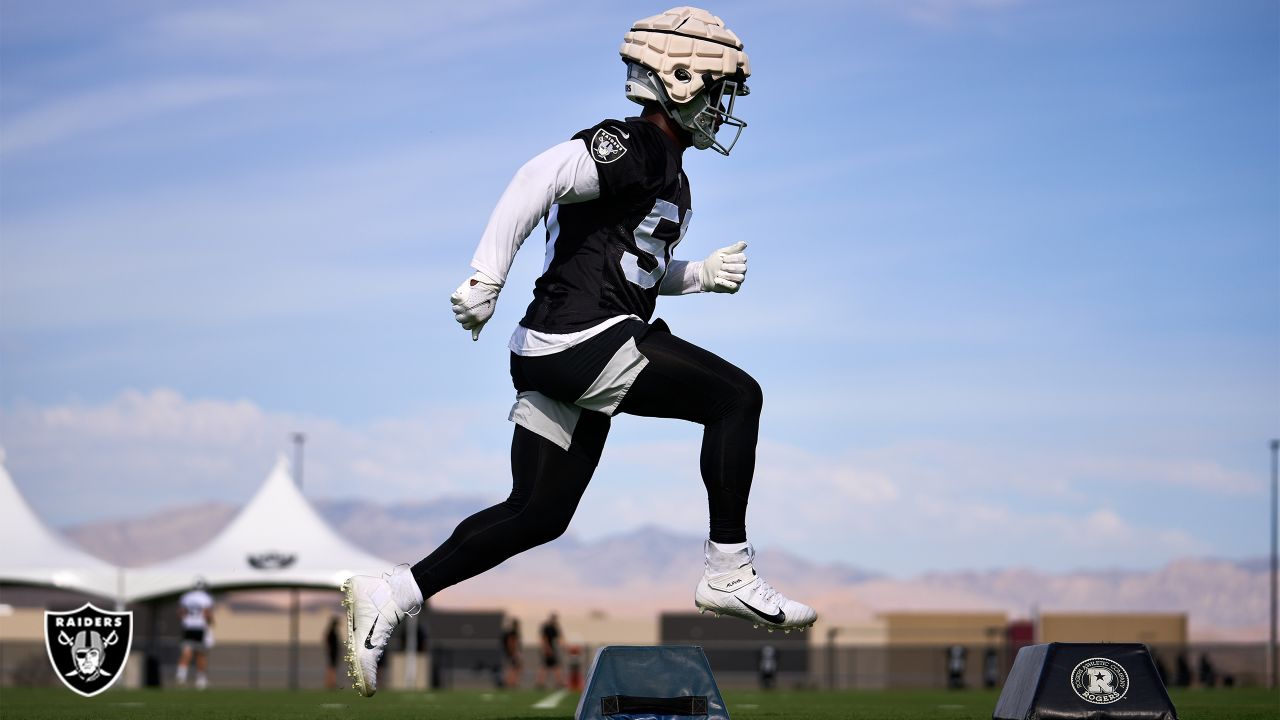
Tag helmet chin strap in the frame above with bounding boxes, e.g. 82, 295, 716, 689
672, 101, 715, 150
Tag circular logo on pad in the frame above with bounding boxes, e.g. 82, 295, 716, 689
1070, 657, 1130, 704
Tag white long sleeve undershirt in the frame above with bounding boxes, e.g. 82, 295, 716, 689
467, 139, 704, 296
469, 140, 601, 286
658, 258, 702, 296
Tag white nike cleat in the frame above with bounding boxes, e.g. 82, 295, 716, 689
340, 564, 422, 697
693, 542, 817, 632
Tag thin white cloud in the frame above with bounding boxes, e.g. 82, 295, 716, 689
1072, 455, 1261, 496
0, 78, 269, 156
143, 0, 560, 60
0, 133, 495, 332
766, 439, 1261, 500
0, 389, 1215, 573
554, 433, 1214, 573
0, 389, 506, 526
897, 490, 1208, 572
769, 446, 1210, 571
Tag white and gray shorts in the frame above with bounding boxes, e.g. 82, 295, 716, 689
507, 318, 661, 451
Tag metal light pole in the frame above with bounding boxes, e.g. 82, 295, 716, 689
1270, 439, 1278, 691
826, 627, 838, 690
289, 432, 306, 690
292, 432, 306, 490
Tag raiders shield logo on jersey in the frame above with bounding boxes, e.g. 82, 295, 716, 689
590, 127, 628, 164
45, 603, 133, 697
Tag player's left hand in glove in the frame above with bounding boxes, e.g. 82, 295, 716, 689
450, 271, 502, 341
699, 241, 748, 293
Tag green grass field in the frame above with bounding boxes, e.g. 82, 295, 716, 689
0, 688, 1274, 720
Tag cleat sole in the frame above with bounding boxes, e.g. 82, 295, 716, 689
694, 597, 818, 634
342, 579, 374, 698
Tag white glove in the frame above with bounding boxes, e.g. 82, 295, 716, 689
450, 271, 502, 341
698, 241, 748, 293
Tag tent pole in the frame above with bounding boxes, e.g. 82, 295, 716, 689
289, 433, 305, 691
289, 588, 300, 690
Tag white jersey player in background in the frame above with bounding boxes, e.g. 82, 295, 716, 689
176, 578, 214, 690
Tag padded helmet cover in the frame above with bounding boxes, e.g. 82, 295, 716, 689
620, 7, 750, 106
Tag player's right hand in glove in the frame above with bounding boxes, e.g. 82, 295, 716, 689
698, 241, 748, 293
450, 271, 502, 341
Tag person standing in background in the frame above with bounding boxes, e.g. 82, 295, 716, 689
501, 619, 522, 689
324, 613, 341, 690
535, 613, 565, 689
758, 644, 778, 689
175, 578, 214, 689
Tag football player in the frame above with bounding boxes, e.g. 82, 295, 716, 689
175, 577, 214, 690
342, 7, 816, 697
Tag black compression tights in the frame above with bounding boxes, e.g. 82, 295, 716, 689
411, 415, 609, 599
411, 329, 761, 599
618, 330, 762, 544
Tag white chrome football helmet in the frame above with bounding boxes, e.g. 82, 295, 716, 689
621, 7, 751, 155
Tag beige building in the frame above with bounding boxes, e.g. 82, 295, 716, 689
1038, 612, 1187, 645
880, 612, 1008, 646
858, 612, 1010, 689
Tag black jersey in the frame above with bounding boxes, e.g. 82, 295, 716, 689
519, 118, 692, 334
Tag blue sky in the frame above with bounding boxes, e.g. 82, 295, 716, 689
1, 0, 1276, 576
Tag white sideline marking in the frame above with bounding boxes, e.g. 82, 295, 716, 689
533, 690, 567, 709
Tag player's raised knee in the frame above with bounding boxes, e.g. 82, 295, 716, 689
735, 373, 763, 417
520, 508, 576, 549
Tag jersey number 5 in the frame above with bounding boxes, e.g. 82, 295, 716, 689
620, 199, 691, 289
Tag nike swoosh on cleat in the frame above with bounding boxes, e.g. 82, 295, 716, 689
742, 600, 786, 625
363, 612, 402, 650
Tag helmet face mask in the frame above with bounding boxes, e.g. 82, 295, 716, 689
620, 7, 751, 156
674, 72, 748, 155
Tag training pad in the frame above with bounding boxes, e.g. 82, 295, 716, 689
575, 645, 729, 720
993, 642, 1177, 720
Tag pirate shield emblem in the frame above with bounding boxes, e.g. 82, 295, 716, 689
45, 603, 133, 697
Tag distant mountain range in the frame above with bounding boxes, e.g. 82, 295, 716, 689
61, 498, 1269, 641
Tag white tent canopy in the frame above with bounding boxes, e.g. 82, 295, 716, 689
125, 455, 391, 601
0, 456, 123, 600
